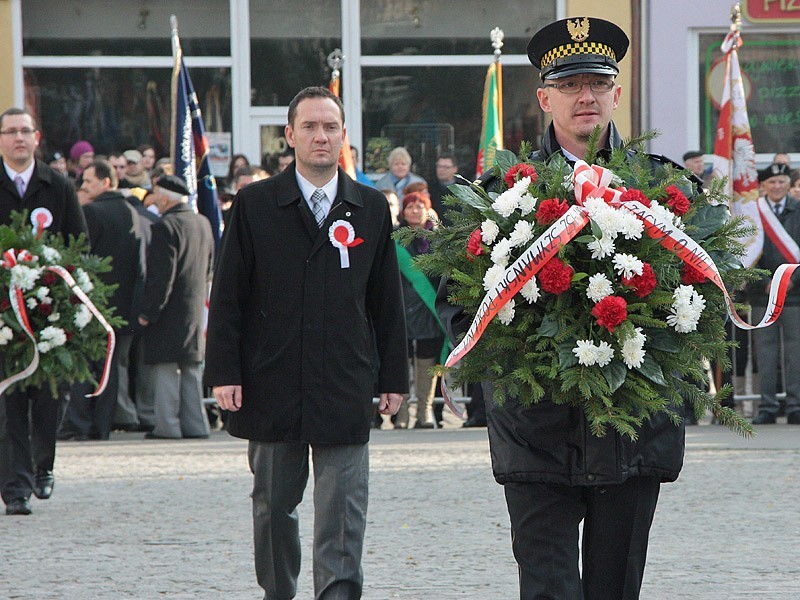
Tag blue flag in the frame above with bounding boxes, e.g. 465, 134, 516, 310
171, 28, 223, 248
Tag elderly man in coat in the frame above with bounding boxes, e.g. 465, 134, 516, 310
137, 174, 214, 440
204, 86, 407, 600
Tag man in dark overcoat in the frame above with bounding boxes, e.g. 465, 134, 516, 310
58, 159, 146, 440
137, 174, 213, 439
0, 107, 88, 515
204, 87, 407, 600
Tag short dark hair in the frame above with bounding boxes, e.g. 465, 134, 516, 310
436, 153, 457, 167
287, 87, 345, 126
0, 107, 38, 131
87, 159, 118, 189
234, 165, 268, 181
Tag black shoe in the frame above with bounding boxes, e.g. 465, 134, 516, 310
144, 432, 179, 440
113, 423, 141, 432
5, 498, 32, 515
787, 412, 800, 425
33, 470, 54, 500
463, 417, 487, 428
752, 411, 777, 425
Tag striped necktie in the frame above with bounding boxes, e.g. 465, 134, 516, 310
14, 175, 25, 198
310, 188, 327, 227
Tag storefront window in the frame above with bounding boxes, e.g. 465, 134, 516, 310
700, 33, 800, 153
361, 65, 544, 182
360, 0, 555, 55
21, 0, 230, 57
25, 67, 232, 160
250, 0, 341, 106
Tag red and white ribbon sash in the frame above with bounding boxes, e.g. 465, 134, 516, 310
0, 249, 116, 398
757, 198, 800, 264
439, 161, 800, 417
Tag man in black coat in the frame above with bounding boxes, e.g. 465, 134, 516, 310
136, 175, 213, 440
0, 108, 88, 516
204, 87, 407, 599
470, 19, 686, 599
58, 160, 146, 441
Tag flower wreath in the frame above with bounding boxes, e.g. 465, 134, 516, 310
399, 137, 769, 439
0, 211, 122, 398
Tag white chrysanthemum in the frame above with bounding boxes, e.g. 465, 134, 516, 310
491, 238, 513, 267
39, 326, 67, 348
512, 176, 532, 193
620, 330, 647, 369
481, 219, 500, 245
36, 286, 52, 303
47, 311, 60, 323
37, 341, 52, 354
492, 188, 520, 218
667, 286, 706, 333
75, 268, 94, 293
0, 326, 13, 345
74, 304, 92, 330
509, 220, 534, 248
586, 273, 614, 302
520, 278, 540, 304
518, 194, 537, 216
497, 299, 515, 325
588, 236, 615, 259
612, 253, 644, 279
10, 264, 40, 291
26, 297, 37, 309
483, 264, 506, 292
41, 246, 62, 264
617, 211, 644, 240
573, 339, 597, 366
595, 341, 615, 367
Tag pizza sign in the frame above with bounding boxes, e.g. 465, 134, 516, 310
745, 0, 800, 21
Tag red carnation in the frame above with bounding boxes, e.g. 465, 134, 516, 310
622, 262, 658, 298
65, 265, 77, 273
504, 163, 538, 188
466, 228, 485, 259
666, 186, 690, 216
69, 294, 82, 305
41, 272, 58, 286
620, 188, 651, 208
681, 263, 708, 285
535, 198, 570, 226
38, 303, 54, 317
591, 295, 628, 333
538, 257, 574, 295
65, 331, 74, 341
0, 298, 10, 312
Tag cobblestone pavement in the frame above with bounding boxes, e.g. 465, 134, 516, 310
1, 418, 799, 599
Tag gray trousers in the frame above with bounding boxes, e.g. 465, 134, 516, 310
753, 305, 800, 416
149, 362, 209, 438
248, 441, 369, 600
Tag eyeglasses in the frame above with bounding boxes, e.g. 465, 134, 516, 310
0, 128, 38, 137
543, 79, 615, 94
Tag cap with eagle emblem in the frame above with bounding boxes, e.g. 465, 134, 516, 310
527, 16, 629, 81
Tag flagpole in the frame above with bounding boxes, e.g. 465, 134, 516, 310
491, 27, 504, 146
169, 14, 181, 168
724, 3, 742, 193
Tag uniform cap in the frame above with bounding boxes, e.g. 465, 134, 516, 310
527, 17, 629, 80
758, 163, 791, 182
154, 174, 190, 196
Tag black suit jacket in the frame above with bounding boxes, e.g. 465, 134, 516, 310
82, 191, 146, 329
204, 165, 408, 444
0, 158, 87, 239
139, 203, 214, 364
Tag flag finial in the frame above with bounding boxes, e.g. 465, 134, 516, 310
327, 48, 344, 82
730, 3, 742, 32
491, 27, 504, 62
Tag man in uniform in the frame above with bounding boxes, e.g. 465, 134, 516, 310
482, 18, 686, 599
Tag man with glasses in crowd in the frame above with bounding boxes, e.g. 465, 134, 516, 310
472, 18, 688, 599
0, 108, 88, 516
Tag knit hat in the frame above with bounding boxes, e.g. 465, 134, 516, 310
69, 140, 94, 161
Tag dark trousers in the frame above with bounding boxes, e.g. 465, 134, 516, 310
60, 353, 120, 439
1, 387, 59, 503
504, 476, 660, 600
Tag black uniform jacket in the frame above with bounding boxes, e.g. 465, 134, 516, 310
139, 203, 214, 364
478, 123, 686, 487
203, 165, 408, 444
